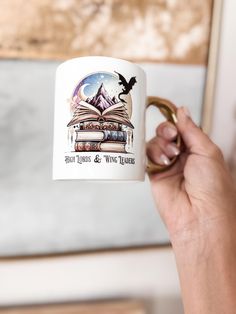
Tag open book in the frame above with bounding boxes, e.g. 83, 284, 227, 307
67, 101, 134, 129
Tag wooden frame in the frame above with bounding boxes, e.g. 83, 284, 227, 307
202, 0, 223, 134
0, 300, 146, 314
0, 0, 212, 65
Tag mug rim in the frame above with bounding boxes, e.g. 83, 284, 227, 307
56, 55, 146, 76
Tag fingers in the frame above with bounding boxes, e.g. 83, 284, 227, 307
147, 121, 181, 166
147, 138, 176, 166
155, 136, 180, 159
156, 121, 180, 158
176, 107, 224, 160
147, 105, 224, 180
156, 121, 178, 140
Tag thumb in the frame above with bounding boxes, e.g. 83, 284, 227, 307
176, 107, 217, 157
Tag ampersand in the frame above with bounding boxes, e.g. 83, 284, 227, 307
94, 154, 102, 163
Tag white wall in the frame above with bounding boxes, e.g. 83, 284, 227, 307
0, 1, 235, 313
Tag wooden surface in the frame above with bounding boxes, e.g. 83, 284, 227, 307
0, 301, 145, 314
0, 0, 212, 64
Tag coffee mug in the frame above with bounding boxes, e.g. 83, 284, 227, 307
53, 56, 180, 181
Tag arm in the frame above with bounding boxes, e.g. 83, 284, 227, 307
147, 107, 236, 314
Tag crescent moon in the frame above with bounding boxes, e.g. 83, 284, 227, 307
77, 83, 90, 101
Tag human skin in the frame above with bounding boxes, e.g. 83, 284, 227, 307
147, 107, 236, 314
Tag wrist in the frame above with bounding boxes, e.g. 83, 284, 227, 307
174, 226, 236, 314
170, 211, 236, 263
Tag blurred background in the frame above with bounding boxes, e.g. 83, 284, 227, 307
0, 0, 235, 313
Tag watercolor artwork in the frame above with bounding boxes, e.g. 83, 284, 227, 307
67, 71, 137, 153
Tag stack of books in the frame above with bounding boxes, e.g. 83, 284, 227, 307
74, 129, 127, 153
67, 83, 134, 153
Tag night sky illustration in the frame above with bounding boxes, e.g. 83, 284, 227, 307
73, 72, 122, 100
72, 71, 133, 117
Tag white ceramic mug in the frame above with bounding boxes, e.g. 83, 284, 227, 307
53, 56, 180, 181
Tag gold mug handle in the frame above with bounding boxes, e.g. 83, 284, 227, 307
146, 96, 181, 175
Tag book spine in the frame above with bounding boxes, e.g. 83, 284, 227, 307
75, 142, 100, 152
81, 121, 122, 131
74, 141, 126, 153
103, 131, 127, 142
75, 130, 127, 142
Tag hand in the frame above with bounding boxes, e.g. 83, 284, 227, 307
147, 107, 236, 248
147, 106, 236, 314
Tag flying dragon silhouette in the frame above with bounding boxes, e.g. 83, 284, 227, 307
114, 71, 137, 103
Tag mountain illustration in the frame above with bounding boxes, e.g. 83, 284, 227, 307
67, 82, 134, 129
88, 83, 119, 112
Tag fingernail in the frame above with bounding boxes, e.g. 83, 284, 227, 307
163, 126, 177, 138
159, 154, 171, 166
166, 143, 180, 156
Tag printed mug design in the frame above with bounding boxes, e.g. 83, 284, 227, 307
67, 71, 137, 153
